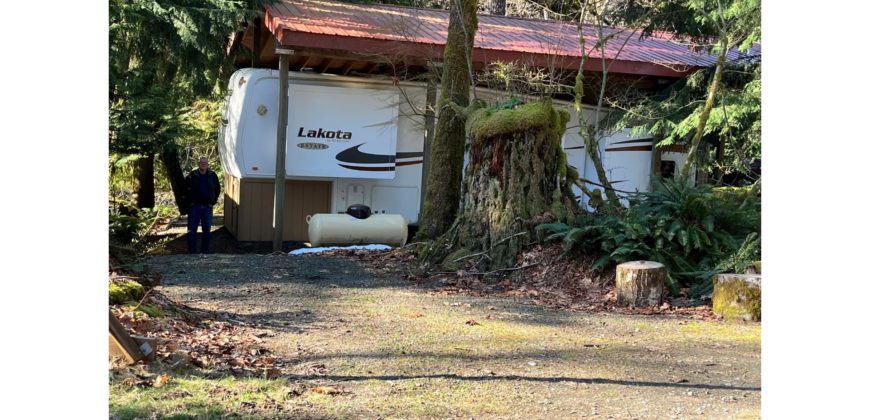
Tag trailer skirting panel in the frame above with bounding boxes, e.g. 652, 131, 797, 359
224, 174, 331, 242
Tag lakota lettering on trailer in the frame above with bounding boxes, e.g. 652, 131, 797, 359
297, 127, 353, 139
287, 84, 399, 179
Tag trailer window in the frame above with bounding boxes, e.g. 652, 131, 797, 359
660, 160, 676, 179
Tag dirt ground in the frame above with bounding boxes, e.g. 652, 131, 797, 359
110, 252, 761, 419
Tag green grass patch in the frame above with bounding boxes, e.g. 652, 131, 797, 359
680, 321, 761, 343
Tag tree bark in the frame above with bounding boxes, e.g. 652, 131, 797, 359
159, 144, 190, 215
485, 0, 505, 15
424, 100, 578, 270
584, 125, 621, 206
712, 273, 761, 322
133, 154, 155, 210
419, 0, 478, 239
615, 261, 666, 307
680, 34, 729, 180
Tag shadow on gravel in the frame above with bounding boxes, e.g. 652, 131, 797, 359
154, 227, 308, 254
281, 372, 761, 392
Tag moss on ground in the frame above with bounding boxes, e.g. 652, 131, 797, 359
133, 303, 164, 318
109, 279, 145, 305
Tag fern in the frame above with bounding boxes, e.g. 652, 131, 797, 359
535, 177, 760, 294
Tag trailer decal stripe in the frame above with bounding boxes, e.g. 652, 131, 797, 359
338, 164, 396, 172
396, 151, 424, 159
396, 160, 423, 166
605, 145, 653, 152
335, 143, 396, 164
610, 138, 654, 146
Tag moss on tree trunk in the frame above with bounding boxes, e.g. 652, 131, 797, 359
423, 100, 578, 270
419, 0, 478, 239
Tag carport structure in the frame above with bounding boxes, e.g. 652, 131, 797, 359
226, 0, 749, 250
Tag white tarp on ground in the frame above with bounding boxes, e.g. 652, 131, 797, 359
288, 244, 392, 255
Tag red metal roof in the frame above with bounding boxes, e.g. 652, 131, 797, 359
265, 0, 758, 78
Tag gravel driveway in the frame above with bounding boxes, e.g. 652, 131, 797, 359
141, 253, 761, 419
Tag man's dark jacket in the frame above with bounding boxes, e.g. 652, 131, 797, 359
187, 169, 221, 206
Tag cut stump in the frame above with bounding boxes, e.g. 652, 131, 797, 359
713, 274, 761, 322
615, 261, 665, 307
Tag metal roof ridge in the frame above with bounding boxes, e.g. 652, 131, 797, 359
273, 0, 677, 39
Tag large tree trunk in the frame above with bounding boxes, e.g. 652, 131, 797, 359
159, 143, 190, 216
485, 0, 505, 15
419, 0, 478, 239
133, 154, 155, 210
425, 100, 578, 270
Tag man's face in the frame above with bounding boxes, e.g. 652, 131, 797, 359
198, 159, 209, 171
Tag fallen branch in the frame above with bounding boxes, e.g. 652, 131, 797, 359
112, 275, 143, 280
131, 288, 155, 313
453, 250, 489, 263
452, 232, 528, 264
431, 262, 540, 277
480, 262, 540, 275
491, 231, 528, 249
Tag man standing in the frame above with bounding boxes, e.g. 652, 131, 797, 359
187, 157, 221, 254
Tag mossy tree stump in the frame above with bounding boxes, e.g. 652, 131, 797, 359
616, 261, 665, 307
426, 100, 578, 270
713, 274, 761, 322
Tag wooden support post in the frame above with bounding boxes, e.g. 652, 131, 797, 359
362, 62, 378, 74
615, 261, 666, 307
300, 56, 312, 70
321, 59, 333, 72
342, 62, 355, 75
272, 47, 293, 252
713, 274, 761, 321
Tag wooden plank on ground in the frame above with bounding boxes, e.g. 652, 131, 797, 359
109, 310, 144, 363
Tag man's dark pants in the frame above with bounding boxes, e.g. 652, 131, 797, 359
187, 204, 214, 254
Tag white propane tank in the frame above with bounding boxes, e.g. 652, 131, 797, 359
307, 214, 408, 247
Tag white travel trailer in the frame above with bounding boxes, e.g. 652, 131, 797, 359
218, 68, 687, 241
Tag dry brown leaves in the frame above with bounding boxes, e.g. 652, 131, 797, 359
315, 247, 418, 277
336, 243, 718, 321
111, 291, 297, 376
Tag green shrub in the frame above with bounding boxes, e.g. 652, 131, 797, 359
109, 207, 171, 245
537, 178, 760, 296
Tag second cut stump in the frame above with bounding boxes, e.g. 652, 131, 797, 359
616, 261, 666, 307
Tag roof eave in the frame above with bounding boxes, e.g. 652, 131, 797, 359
271, 28, 697, 78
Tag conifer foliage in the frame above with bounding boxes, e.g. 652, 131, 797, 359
109, 0, 262, 212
